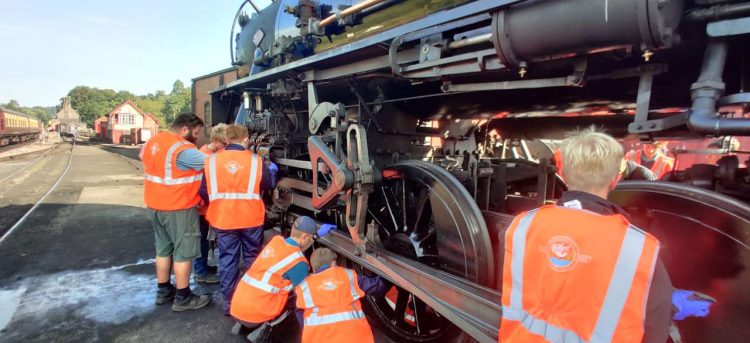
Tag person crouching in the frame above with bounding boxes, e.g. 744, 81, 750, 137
230, 216, 334, 342
295, 247, 389, 343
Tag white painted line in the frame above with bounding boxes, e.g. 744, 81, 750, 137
0, 141, 75, 245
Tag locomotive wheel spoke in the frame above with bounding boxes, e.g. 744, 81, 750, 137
391, 288, 410, 327
413, 297, 431, 335
359, 161, 492, 342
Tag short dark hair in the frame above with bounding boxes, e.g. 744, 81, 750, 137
310, 248, 337, 271
171, 113, 204, 130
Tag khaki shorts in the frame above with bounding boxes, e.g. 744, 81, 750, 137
150, 207, 201, 262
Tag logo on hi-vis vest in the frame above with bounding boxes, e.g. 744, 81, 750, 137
150, 144, 160, 156
260, 246, 275, 259
224, 161, 243, 174
543, 236, 591, 272
317, 278, 343, 291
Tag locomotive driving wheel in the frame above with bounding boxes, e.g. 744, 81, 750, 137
354, 160, 493, 342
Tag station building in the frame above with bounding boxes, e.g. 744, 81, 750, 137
96, 100, 160, 144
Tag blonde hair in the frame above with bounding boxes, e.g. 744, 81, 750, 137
209, 124, 228, 143
310, 248, 337, 271
226, 124, 249, 143
560, 127, 623, 192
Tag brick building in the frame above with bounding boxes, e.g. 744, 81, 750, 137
101, 100, 160, 144
192, 67, 238, 145
56, 97, 81, 134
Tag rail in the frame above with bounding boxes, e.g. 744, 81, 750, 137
319, 230, 502, 343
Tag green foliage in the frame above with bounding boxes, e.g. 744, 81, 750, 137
63, 80, 191, 127
0, 99, 55, 125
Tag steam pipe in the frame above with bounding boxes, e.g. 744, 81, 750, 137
687, 39, 750, 135
319, 0, 385, 28
686, 2, 750, 22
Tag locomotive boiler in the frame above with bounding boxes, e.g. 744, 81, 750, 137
210, 0, 750, 341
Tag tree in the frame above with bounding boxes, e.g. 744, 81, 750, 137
67, 86, 120, 124
3, 99, 21, 111
163, 80, 191, 124
1, 100, 53, 125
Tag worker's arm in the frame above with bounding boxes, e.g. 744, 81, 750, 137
357, 273, 391, 298
260, 162, 277, 192
175, 148, 207, 171
198, 175, 209, 202
642, 258, 673, 343
282, 262, 310, 288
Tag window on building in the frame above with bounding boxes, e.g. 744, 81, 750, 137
120, 113, 135, 125
204, 101, 212, 135
219, 74, 225, 86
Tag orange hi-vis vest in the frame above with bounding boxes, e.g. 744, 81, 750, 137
142, 132, 203, 211
626, 150, 674, 179
204, 150, 264, 229
553, 149, 564, 178
295, 266, 373, 343
500, 205, 660, 343
230, 236, 308, 323
197, 144, 222, 215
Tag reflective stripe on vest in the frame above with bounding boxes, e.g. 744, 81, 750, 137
304, 309, 366, 327
504, 209, 648, 342
207, 153, 260, 201
145, 141, 204, 185
299, 269, 364, 326
241, 250, 304, 293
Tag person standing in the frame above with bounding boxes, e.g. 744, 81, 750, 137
141, 113, 211, 311
295, 248, 389, 343
500, 129, 713, 342
192, 123, 229, 285
199, 124, 278, 315
230, 216, 335, 341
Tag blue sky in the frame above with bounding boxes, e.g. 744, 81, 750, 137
0, 0, 272, 107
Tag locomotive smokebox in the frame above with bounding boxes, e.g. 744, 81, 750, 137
491, 0, 684, 67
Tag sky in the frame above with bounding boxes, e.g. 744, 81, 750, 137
0, 0, 273, 107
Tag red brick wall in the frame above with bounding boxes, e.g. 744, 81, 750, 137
112, 130, 123, 144
192, 68, 239, 146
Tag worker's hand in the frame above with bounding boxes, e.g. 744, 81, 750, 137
268, 162, 278, 175
316, 223, 336, 238
672, 289, 715, 320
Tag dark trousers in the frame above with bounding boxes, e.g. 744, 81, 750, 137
192, 216, 211, 276
215, 226, 264, 314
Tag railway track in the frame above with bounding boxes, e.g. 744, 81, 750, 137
0, 139, 75, 244
0, 140, 36, 154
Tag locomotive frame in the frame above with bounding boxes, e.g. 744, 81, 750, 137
209, 1, 750, 341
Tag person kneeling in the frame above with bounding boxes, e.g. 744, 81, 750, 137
229, 216, 334, 342
295, 248, 390, 343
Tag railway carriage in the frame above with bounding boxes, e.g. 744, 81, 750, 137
0, 107, 42, 147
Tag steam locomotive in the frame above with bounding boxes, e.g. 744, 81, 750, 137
209, 1, 750, 341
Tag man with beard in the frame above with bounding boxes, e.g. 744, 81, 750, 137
141, 113, 211, 311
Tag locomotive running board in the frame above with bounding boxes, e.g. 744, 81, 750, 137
319, 231, 502, 343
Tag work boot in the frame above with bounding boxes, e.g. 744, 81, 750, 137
246, 322, 271, 343
155, 284, 176, 305
172, 293, 211, 312
194, 273, 220, 284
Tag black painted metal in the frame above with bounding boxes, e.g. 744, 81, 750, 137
319, 230, 502, 343
687, 39, 750, 135
610, 181, 750, 342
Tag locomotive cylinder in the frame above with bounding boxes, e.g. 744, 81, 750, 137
491, 0, 684, 67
